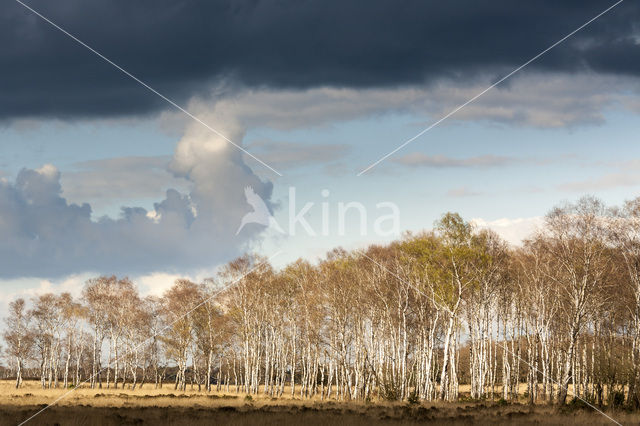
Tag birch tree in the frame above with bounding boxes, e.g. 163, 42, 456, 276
543, 196, 612, 404
3, 299, 34, 388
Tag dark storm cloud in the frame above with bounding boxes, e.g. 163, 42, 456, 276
2, 0, 639, 120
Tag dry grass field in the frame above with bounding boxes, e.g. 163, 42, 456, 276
0, 381, 637, 425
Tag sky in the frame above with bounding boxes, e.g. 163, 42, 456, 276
1, 0, 640, 309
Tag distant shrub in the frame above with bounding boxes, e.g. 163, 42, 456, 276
496, 397, 508, 407
382, 388, 399, 401
609, 390, 625, 409
244, 394, 253, 402
566, 396, 589, 411
458, 394, 481, 403
407, 390, 420, 405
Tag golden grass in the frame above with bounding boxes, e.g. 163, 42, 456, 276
0, 380, 247, 409
0, 381, 637, 425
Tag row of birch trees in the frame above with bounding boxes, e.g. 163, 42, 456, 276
5, 196, 640, 407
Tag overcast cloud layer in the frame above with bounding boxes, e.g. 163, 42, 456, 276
2, 0, 640, 119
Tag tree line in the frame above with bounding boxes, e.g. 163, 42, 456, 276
4, 196, 640, 408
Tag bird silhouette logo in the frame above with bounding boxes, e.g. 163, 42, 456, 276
236, 186, 284, 235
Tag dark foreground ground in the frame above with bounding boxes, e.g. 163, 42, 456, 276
2, 403, 637, 426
